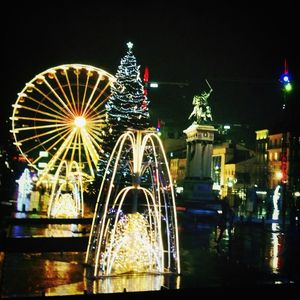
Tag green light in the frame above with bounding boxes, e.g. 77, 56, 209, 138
284, 83, 292, 92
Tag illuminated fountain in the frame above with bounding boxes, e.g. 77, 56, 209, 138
48, 160, 84, 218
85, 129, 180, 280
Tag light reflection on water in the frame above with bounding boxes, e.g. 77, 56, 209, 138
46, 281, 84, 296
2, 209, 299, 297
85, 274, 180, 294
269, 227, 284, 274
10, 224, 90, 238
45, 274, 181, 296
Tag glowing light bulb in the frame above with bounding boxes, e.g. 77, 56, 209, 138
74, 116, 86, 128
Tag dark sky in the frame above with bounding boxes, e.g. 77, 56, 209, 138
2, 2, 299, 136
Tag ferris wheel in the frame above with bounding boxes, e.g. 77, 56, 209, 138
10, 64, 116, 180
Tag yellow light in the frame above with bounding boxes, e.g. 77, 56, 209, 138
275, 171, 283, 180
74, 116, 86, 128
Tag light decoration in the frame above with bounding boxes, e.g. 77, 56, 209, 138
272, 185, 281, 221
105, 42, 150, 131
280, 59, 292, 111
142, 67, 149, 110
10, 64, 116, 181
16, 168, 33, 211
97, 42, 150, 179
48, 160, 84, 218
85, 129, 180, 278
156, 119, 161, 132
105, 212, 162, 274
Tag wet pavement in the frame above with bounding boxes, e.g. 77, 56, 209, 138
1, 211, 299, 298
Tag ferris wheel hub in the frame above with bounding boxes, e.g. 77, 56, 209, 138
74, 116, 86, 128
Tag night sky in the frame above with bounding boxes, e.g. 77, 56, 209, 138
2, 2, 299, 141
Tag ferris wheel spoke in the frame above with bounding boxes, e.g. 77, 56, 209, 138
81, 129, 99, 165
80, 73, 91, 115
21, 127, 70, 156
78, 132, 82, 173
81, 135, 97, 178
13, 123, 68, 134
25, 95, 67, 120
88, 110, 107, 122
70, 131, 80, 164
88, 130, 104, 151
16, 104, 67, 122
32, 86, 71, 117
64, 70, 78, 115
22, 127, 71, 157
60, 130, 78, 162
43, 77, 75, 118
84, 81, 111, 118
43, 128, 73, 154
14, 116, 67, 124
82, 75, 102, 116
86, 108, 106, 123
15, 128, 69, 143
53, 73, 78, 116
41, 128, 77, 172
91, 94, 110, 115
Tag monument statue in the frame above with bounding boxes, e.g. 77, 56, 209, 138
183, 79, 217, 205
188, 80, 213, 124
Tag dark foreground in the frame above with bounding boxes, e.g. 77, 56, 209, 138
1, 211, 300, 299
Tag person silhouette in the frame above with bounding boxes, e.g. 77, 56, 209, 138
216, 197, 234, 243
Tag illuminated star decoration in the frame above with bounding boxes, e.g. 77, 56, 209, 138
127, 41, 133, 50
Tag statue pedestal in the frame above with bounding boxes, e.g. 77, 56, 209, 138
183, 123, 217, 207
183, 178, 215, 206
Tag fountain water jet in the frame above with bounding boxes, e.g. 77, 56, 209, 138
85, 129, 180, 278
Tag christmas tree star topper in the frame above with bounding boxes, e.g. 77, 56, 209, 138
127, 41, 133, 50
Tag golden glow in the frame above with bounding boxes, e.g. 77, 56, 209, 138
275, 171, 283, 180
10, 64, 116, 180
74, 116, 86, 128
107, 212, 161, 274
48, 160, 84, 218
86, 130, 180, 278
255, 129, 269, 140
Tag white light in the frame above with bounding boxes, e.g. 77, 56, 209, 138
256, 191, 267, 195
224, 125, 230, 129
39, 151, 48, 157
38, 162, 47, 168
176, 186, 183, 194
127, 41, 133, 49
74, 116, 86, 128
212, 182, 221, 190
150, 82, 159, 88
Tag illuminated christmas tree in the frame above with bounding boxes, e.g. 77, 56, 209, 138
97, 42, 150, 180
106, 41, 150, 131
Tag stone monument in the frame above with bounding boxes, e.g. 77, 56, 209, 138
183, 80, 217, 207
